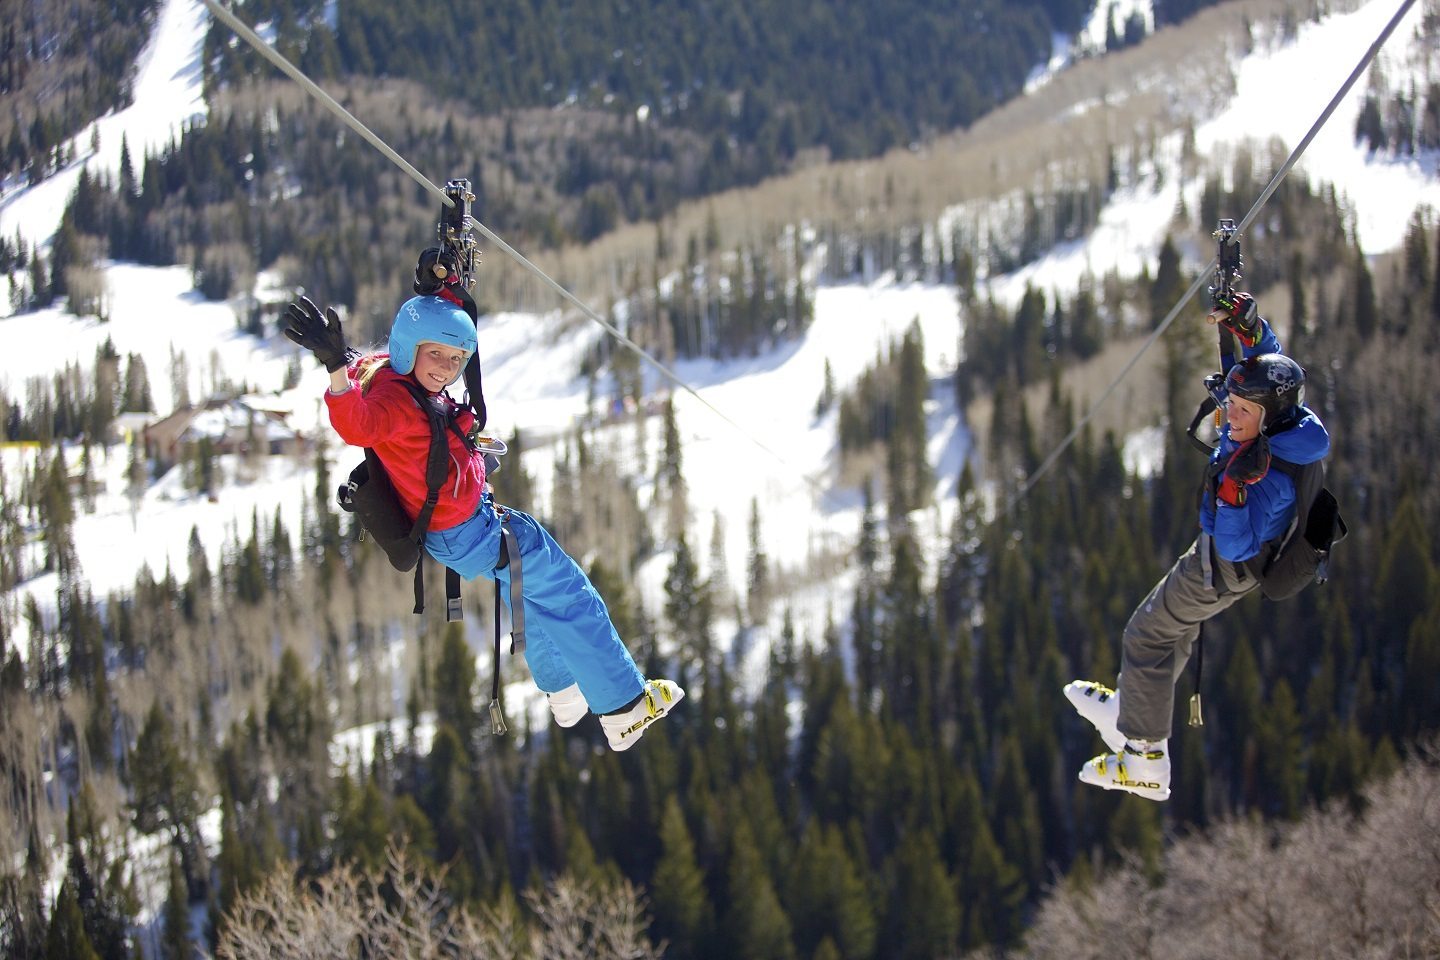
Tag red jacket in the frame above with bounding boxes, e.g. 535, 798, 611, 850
325, 359, 486, 531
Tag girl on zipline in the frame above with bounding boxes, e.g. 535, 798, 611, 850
284, 291, 684, 751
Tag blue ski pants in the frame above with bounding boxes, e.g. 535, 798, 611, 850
425, 494, 645, 714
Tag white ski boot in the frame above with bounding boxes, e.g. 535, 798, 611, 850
1063, 680, 1125, 753
546, 682, 590, 728
1078, 739, 1171, 802
599, 679, 685, 751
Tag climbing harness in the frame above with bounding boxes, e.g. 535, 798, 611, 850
336, 377, 474, 618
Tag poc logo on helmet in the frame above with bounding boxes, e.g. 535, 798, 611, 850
1268, 366, 1299, 392
405, 302, 423, 323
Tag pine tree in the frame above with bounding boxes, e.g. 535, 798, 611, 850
1068, 279, 1102, 358
664, 532, 712, 670
423, 724, 474, 869
42, 449, 77, 574
129, 700, 206, 894
950, 771, 1031, 949
1255, 678, 1305, 819
1351, 246, 1377, 339
120, 353, 152, 412
333, 775, 394, 874
1402, 596, 1440, 738
64, 788, 128, 960
650, 796, 713, 959
265, 648, 333, 871
1223, 633, 1264, 807
883, 829, 959, 960
233, 511, 265, 604
494, 427, 535, 512
45, 879, 101, 960
786, 821, 876, 960
815, 357, 835, 416
660, 396, 687, 541
745, 497, 770, 625
433, 627, 479, 750
1374, 496, 1436, 682
1354, 95, 1386, 151
720, 820, 795, 960
1288, 252, 1309, 338
82, 622, 112, 772
266, 508, 292, 593
989, 734, 1046, 898
161, 851, 191, 960
1151, 234, 1186, 321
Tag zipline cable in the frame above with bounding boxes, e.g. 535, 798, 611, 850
1008, 0, 1416, 513
202, 0, 842, 507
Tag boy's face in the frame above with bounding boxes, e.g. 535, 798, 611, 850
412, 341, 467, 391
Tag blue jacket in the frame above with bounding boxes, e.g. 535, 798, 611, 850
1198, 320, 1332, 563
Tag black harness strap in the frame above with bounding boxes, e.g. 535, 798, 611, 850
395, 379, 473, 621
498, 513, 526, 653
1190, 621, 1206, 728
487, 509, 525, 735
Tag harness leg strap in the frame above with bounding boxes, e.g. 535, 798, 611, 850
489, 577, 507, 736
499, 515, 526, 654
445, 567, 462, 622
486, 511, 525, 737
1199, 531, 1215, 592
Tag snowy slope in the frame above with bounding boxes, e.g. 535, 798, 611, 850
990, 0, 1437, 307
0, 0, 209, 254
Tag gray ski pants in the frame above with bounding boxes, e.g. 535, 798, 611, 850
1116, 535, 1259, 741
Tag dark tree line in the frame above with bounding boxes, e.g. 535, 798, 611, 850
1354, 81, 1440, 156
206, 0, 1091, 171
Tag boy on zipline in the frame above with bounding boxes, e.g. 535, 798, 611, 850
1065, 292, 1331, 800
284, 291, 684, 751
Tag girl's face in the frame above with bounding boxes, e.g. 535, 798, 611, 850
411, 341, 468, 391
1225, 394, 1265, 443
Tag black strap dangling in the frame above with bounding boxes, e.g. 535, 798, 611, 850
1189, 622, 1205, 727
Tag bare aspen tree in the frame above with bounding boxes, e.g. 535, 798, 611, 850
1022, 753, 1440, 960
217, 844, 661, 960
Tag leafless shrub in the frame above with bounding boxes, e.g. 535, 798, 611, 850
1021, 751, 1440, 960
216, 843, 663, 960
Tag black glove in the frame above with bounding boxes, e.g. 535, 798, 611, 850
1216, 435, 1270, 506
1210, 292, 1262, 347
414, 245, 481, 326
283, 297, 356, 373
414, 246, 460, 297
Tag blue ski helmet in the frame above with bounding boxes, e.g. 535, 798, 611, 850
1224, 353, 1305, 425
388, 295, 477, 375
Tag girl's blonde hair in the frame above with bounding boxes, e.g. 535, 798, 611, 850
356, 355, 391, 393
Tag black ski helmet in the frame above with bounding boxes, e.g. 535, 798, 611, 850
1224, 353, 1305, 426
